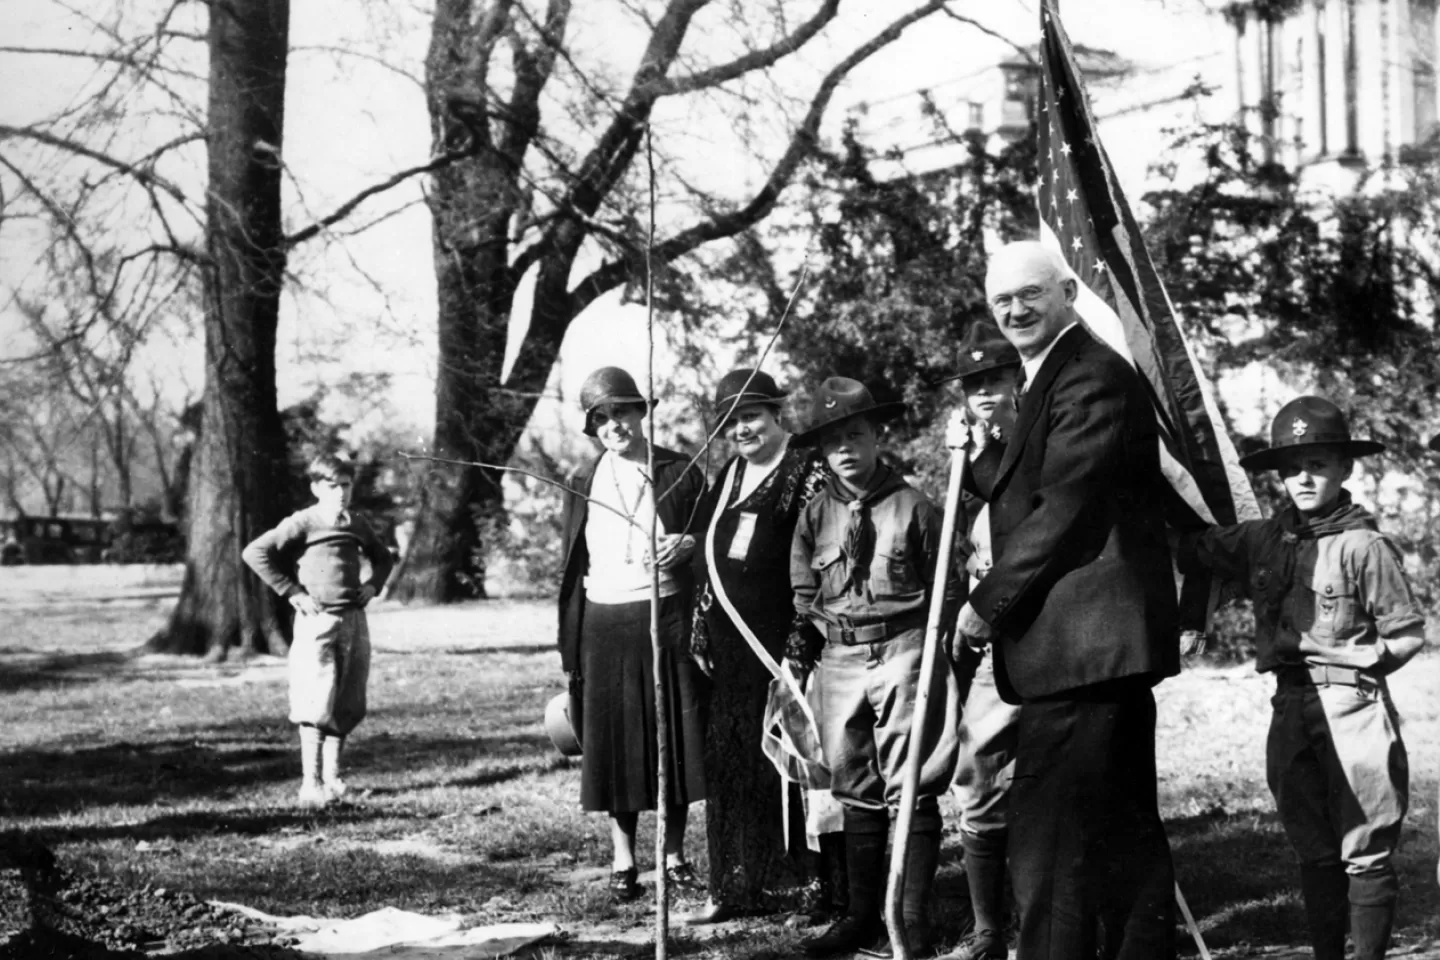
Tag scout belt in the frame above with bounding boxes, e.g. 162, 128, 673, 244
1275, 663, 1378, 689
813, 613, 925, 645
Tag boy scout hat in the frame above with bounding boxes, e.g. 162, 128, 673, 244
792, 377, 906, 444
712, 368, 788, 428
936, 321, 1021, 385
1239, 396, 1385, 471
578, 366, 654, 437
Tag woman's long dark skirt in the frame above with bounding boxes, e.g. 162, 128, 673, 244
579, 594, 707, 812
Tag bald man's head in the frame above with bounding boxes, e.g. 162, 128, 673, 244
985, 241, 1078, 360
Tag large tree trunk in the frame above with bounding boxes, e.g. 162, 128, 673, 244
387, 5, 551, 604
388, 174, 553, 602
149, 0, 291, 658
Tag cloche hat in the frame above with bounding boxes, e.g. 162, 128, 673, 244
712, 368, 788, 428
578, 366, 654, 437
792, 377, 906, 445
1239, 396, 1385, 471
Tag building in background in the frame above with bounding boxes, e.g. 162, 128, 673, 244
1228, 0, 1439, 178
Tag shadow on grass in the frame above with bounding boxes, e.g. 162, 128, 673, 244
0, 717, 563, 819
1167, 804, 1440, 949
442, 644, 553, 656
0, 650, 137, 693
0, 736, 295, 817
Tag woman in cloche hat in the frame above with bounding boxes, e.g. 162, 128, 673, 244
686, 369, 834, 924
554, 366, 709, 903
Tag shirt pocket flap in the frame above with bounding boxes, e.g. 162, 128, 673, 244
1308, 574, 1359, 634
811, 545, 842, 570
871, 546, 919, 595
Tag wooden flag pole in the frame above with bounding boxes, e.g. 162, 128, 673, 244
883, 445, 967, 960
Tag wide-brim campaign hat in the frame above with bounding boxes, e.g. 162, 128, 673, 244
792, 377, 907, 445
712, 368, 788, 427
544, 691, 581, 757
578, 366, 655, 437
935, 320, 1022, 385
1239, 395, 1385, 471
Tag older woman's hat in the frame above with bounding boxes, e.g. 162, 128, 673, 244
544, 691, 582, 757
792, 377, 906, 444
578, 366, 654, 437
936, 321, 1021, 385
1239, 396, 1385, 471
712, 368, 788, 427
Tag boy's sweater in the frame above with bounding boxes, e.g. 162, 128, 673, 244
1180, 493, 1423, 673
243, 505, 394, 610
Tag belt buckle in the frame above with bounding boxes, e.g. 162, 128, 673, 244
837, 615, 857, 645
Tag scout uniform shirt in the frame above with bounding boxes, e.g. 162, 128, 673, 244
791, 465, 947, 641
790, 463, 961, 810
1182, 492, 1424, 672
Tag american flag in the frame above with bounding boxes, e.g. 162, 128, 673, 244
1035, 0, 1259, 534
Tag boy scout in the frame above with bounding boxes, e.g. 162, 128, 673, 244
937, 321, 1022, 960
1181, 397, 1425, 960
788, 377, 960, 958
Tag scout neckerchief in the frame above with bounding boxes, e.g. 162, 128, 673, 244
1266, 490, 1375, 621
705, 459, 830, 811
824, 464, 906, 595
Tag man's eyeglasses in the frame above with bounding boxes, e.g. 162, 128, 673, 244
990, 286, 1048, 313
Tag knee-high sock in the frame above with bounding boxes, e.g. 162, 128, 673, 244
1298, 863, 1349, 960
1349, 869, 1398, 960
298, 724, 322, 786
321, 734, 344, 785
962, 829, 1008, 936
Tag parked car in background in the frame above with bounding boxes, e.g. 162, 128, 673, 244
0, 516, 112, 564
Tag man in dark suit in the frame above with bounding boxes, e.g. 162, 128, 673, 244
950, 241, 1180, 959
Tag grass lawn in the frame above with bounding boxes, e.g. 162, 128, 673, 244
1, 590, 1438, 958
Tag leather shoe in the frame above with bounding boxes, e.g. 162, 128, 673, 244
665, 861, 705, 893
940, 929, 1007, 960
802, 915, 885, 958
609, 867, 641, 903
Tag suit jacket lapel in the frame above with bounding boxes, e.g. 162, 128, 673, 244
993, 324, 1089, 488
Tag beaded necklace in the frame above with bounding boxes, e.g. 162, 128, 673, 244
608, 453, 649, 564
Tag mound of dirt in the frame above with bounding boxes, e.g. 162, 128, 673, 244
0, 861, 305, 959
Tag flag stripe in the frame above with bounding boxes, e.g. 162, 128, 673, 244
1035, 0, 1258, 529
1040, 221, 1217, 525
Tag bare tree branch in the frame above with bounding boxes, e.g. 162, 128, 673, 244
941, 5, 1037, 64
566, 0, 948, 317
0, 124, 189, 201
291, 43, 426, 92
645, 0, 840, 98
284, 145, 480, 247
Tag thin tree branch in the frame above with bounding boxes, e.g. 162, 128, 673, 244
399, 452, 648, 531
0, 125, 188, 201
284, 146, 480, 247
644, 0, 840, 98
567, 0, 947, 316
291, 43, 426, 92
940, 5, 1037, 64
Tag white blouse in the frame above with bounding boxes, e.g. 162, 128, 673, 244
584, 452, 678, 604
